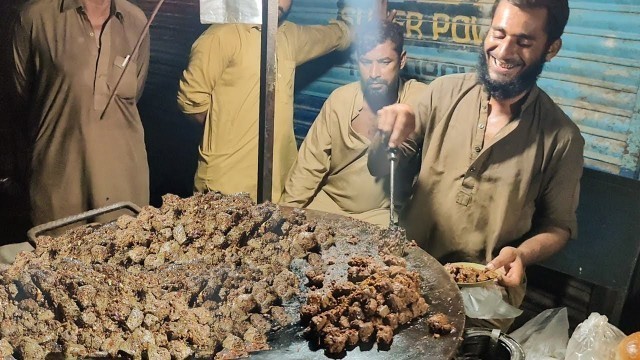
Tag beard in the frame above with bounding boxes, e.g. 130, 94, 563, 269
362, 79, 396, 109
477, 50, 547, 101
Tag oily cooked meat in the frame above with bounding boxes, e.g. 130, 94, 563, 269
0, 192, 453, 359
301, 254, 435, 355
444, 263, 500, 284
0, 193, 335, 359
427, 313, 456, 338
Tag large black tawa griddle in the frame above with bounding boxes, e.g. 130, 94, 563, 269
26, 203, 465, 360
252, 207, 465, 360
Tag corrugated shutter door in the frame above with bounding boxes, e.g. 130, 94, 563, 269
289, 0, 640, 179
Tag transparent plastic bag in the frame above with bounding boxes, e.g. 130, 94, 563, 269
509, 307, 569, 360
461, 284, 523, 319
564, 312, 626, 360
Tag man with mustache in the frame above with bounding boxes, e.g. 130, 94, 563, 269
178, 0, 391, 202
281, 21, 426, 227
369, 0, 584, 329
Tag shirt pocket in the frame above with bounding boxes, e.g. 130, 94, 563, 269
108, 55, 138, 100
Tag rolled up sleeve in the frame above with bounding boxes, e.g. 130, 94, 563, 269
177, 25, 232, 115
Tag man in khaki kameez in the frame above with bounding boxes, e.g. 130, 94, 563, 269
371, 0, 584, 330
177, 0, 392, 202
2, 0, 150, 263
281, 21, 425, 227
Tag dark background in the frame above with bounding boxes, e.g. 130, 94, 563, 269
0, 0, 30, 245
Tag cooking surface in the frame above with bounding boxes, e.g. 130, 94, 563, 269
251, 207, 465, 359
1, 197, 463, 359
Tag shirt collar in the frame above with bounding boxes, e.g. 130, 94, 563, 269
478, 77, 541, 118
521, 84, 540, 112
62, 0, 123, 22
352, 78, 407, 119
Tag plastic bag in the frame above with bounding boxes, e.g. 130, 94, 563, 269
200, 0, 262, 24
461, 284, 523, 319
564, 312, 626, 360
509, 307, 569, 360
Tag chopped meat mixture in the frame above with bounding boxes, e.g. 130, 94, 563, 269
301, 255, 431, 355
0, 193, 330, 359
427, 313, 456, 336
0, 192, 456, 359
444, 263, 500, 284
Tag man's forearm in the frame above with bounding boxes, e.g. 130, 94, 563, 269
516, 226, 570, 266
488, 226, 570, 287
280, 169, 324, 208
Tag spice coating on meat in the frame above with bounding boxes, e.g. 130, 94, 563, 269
444, 263, 500, 284
301, 257, 430, 355
0, 193, 327, 359
427, 313, 456, 335
0, 192, 455, 359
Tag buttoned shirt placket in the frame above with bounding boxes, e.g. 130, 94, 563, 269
457, 90, 523, 207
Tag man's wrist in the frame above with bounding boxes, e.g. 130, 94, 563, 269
512, 246, 529, 267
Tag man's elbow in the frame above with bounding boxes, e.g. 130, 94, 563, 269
188, 112, 207, 126
550, 226, 571, 244
177, 97, 207, 126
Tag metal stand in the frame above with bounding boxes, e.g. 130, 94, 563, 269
257, 0, 278, 203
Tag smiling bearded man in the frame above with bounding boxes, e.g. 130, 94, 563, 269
368, 0, 585, 331
476, 39, 547, 101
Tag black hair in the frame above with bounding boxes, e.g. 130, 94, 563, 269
355, 20, 404, 56
491, 0, 570, 42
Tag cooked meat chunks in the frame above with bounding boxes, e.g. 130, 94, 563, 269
0, 193, 323, 359
375, 325, 394, 348
0, 192, 454, 359
301, 256, 430, 354
427, 313, 456, 335
444, 263, 500, 284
